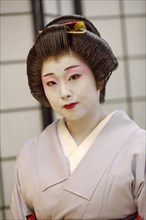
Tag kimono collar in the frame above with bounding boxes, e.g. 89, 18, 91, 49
64, 111, 139, 200
37, 120, 69, 191
37, 111, 139, 199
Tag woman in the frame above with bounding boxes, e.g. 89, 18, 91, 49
10, 15, 145, 220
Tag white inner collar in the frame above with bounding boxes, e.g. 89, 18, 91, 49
58, 110, 118, 173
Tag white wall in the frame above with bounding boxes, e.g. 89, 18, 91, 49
82, 0, 146, 129
0, 0, 43, 218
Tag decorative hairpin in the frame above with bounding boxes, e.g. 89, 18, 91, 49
64, 21, 86, 34
34, 30, 43, 41
35, 21, 86, 42
38, 30, 43, 34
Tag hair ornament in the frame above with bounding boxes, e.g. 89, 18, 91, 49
35, 30, 43, 41
38, 30, 43, 34
64, 21, 86, 34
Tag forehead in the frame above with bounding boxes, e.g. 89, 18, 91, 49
44, 53, 82, 66
41, 53, 85, 75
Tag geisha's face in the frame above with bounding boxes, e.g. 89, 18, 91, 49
41, 53, 100, 121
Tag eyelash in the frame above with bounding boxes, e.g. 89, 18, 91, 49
46, 74, 81, 87
69, 74, 81, 81
46, 81, 56, 87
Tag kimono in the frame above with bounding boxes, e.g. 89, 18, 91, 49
10, 110, 146, 220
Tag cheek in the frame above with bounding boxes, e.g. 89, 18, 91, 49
45, 92, 54, 103
45, 95, 57, 110
76, 78, 96, 97
43, 87, 53, 102
43, 88, 59, 110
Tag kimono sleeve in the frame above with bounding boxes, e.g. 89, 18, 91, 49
133, 131, 146, 219
10, 155, 33, 220
134, 174, 146, 219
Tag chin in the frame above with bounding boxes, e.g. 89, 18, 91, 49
59, 109, 86, 121
64, 113, 85, 122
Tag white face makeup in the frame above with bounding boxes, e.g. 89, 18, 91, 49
41, 54, 100, 122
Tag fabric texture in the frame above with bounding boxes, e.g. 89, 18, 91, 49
10, 110, 146, 220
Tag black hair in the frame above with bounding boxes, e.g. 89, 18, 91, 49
27, 15, 118, 107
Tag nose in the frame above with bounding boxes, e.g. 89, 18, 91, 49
60, 83, 71, 99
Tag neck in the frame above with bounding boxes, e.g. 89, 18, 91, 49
65, 105, 108, 145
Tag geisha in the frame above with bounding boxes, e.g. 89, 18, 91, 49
10, 15, 145, 220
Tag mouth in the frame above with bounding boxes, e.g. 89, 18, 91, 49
63, 102, 78, 110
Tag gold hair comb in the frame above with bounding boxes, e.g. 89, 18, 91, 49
64, 21, 86, 34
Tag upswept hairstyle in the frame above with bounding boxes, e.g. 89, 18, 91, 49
27, 15, 118, 107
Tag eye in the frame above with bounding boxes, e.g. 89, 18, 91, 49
69, 74, 81, 81
46, 81, 57, 87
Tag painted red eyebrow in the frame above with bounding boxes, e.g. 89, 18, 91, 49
42, 65, 80, 77
64, 65, 80, 71
42, 73, 54, 77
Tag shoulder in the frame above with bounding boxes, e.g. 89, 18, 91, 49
131, 127, 145, 143
112, 110, 145, 152
17, 120, 59, 161
114, 110, 145, 135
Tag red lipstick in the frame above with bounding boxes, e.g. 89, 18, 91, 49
64, 102, 78, 110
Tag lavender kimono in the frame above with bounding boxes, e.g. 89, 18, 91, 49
10, 111, 146, 219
